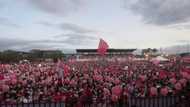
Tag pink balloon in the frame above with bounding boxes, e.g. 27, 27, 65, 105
175, 82, 182, 91
160, 87, 168, 96
150, 87, 158, 96
112, 85, 122, 96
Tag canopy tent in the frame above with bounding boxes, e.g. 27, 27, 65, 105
151, 56, 169, 65
153, 56, 169, 61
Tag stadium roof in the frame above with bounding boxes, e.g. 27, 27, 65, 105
76, 49, 136, 53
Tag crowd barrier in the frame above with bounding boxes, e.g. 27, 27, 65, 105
0, 95, 189, 107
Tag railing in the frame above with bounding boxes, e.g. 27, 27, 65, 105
0, 102, 65, 107
0, 95, 189, 107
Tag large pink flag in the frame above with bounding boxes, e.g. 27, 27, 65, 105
97, 38, 109, 55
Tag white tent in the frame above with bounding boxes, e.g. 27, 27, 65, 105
133, 49, 142, 55
153, 56, 169, 61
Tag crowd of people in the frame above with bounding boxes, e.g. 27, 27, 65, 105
0, 56, 190, 106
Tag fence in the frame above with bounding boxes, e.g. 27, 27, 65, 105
0, 95, 189, 107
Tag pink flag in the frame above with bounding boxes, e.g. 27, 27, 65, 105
97, 38, 109, 55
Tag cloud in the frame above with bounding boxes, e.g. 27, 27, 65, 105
176, 40, 190, 44
167, 22, 190, 30
39, 21, 97, 34
57, 33, 97, 45
52, 33, 97, 47
0, 34, 97, 51
0, 38, 68, 51
0, 0, 6, 9
0, 3, 4, 8
54, 33, 96, 39
28, 0, 84, 16
59, 23, 96, 34
162, 44, 190, 54
124, 0, 190, 25
0, 17, 20, 27
38, 21, 55, 27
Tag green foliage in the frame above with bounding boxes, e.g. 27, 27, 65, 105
0, 50, 65, 63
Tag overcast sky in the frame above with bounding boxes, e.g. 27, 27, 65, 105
0, 0, 190, 52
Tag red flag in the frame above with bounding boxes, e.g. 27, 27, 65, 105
97, 38, 109, 55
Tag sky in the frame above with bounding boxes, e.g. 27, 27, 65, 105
0, 0, 190, 52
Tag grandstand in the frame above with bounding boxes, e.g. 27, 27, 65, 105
76, 49, 136, 55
